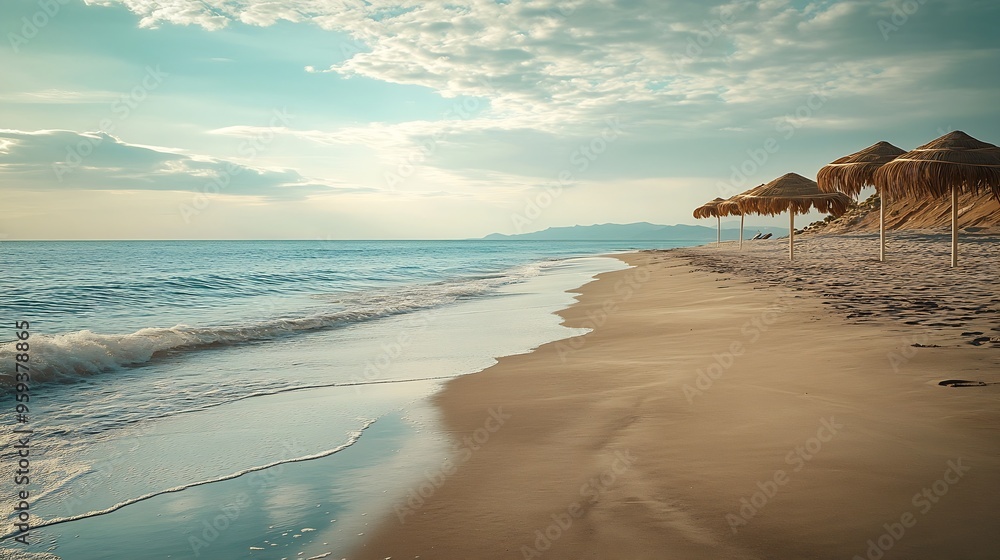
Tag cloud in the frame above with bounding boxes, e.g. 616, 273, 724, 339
0, 89, 121, 104
0, 129, 374, 199
75, 0, 1000, 211
89, 1, 1000, 126
207, 115, 534, 151
85, 0, 234, 30
93, 0, 1000, 165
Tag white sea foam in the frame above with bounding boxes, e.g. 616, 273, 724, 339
0, 551, 61, 560
0, 263, 545, 387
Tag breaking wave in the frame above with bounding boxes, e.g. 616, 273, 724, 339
0, 263, 544, 387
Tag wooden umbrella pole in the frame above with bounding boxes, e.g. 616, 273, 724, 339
951, 186, 958, 267
879, 192, 886, 262
788, 204, 795, 261
717, 215, 721, 246
739, 214, 744, 250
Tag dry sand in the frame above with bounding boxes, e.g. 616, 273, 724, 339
352, 234, 1000, 560
683, 232, 1000, 348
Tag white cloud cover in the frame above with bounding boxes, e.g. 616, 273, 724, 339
104, 0, 1000, 184
92, 0, 1000, 129
0, 129, 374, 199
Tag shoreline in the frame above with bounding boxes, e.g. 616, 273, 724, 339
4, 253, 630, 560
352, 240, 1000, 559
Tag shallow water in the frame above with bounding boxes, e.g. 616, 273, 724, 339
0, 240, 688, 558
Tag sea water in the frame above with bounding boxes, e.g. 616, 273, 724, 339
0, 240, 690, 559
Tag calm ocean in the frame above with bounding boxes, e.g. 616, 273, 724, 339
0, 240, 690, 559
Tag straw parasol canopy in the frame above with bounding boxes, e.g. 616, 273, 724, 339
873, 131, 1000, 267
735, 173, 852, 216
693, 197, 728, 219
733, 173, 852, 260
717, 197, 743, 216
817, 140, 906, 261
817, 141, 906, 197
874, 131, 1000, 201
693, 197, 738, 245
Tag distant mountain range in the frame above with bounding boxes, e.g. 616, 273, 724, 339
481, 222, 788, 241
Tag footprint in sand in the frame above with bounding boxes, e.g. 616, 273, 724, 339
938, 379, 992, 388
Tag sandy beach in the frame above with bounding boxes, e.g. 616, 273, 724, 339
352, 233, 1000, 560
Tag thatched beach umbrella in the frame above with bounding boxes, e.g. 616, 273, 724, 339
817, 141, 906, 262
693, 197, 729, 246
734, 173, 852, 261
873, 131, 1000, 267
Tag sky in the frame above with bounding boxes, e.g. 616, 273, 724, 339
1, 0, 998, 240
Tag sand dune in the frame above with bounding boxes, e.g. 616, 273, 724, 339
812, 192, 1000, 234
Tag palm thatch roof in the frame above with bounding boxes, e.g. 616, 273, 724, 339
693, 196, 745, 219
717, 197, 743, 216
873, 131, 1000, 201
693, 197, 728, 218
817, 141, 906, 197
734, 173, 853, 216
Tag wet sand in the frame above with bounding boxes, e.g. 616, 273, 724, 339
352, 235, 1000, 559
